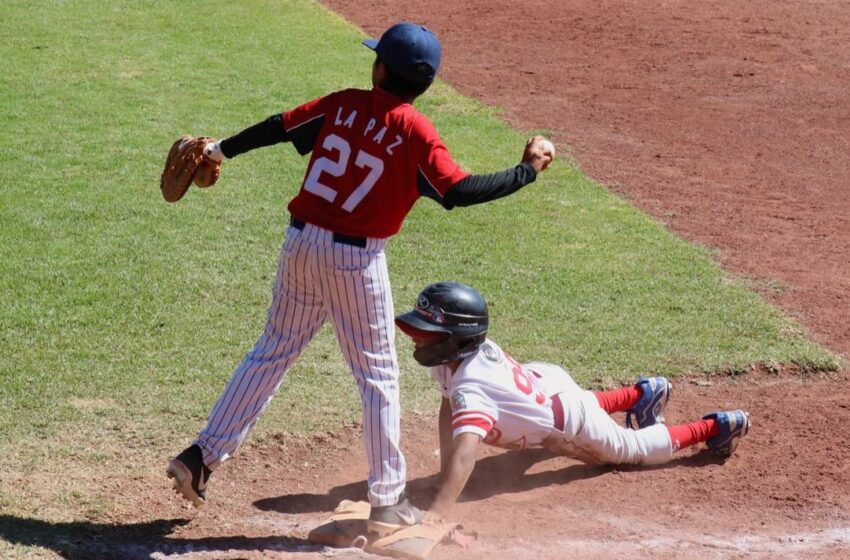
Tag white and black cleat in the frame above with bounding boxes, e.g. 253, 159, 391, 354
166, 444, 211, 508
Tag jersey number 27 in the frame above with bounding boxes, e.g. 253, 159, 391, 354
304, 133, 384, 212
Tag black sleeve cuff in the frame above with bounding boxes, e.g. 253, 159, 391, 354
220, 114, 290, 158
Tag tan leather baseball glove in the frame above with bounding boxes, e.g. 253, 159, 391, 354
160, 135, 221, 202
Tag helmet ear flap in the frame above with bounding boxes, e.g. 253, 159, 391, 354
457, 335, 480, 353
412, 338, 456, 367
455, 332, 487, 359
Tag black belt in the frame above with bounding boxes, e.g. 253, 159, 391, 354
289, 217, 368, 248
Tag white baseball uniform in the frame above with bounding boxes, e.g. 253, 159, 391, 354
430, 339, 672, 465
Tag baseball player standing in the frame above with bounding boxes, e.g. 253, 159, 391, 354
393, 282, 751, 523
166, 22, 554, 535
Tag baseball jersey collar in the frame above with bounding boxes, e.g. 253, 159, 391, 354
372, 85, 411, 107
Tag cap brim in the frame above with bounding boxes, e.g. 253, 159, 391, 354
395, 312, 448, 337
362, 38, 379, 51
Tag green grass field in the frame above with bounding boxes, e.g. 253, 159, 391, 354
0, 0, 840, 547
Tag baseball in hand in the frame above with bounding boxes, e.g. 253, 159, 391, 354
539, 139, 556, 156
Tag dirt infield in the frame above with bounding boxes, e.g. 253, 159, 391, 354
198, 369, 850, 560
325, 0, 850, 358
16, 369, 848, 559
18, 3, 847, 559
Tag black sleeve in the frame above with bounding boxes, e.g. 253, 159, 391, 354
219, 114, 291, 158
430, 162, 537, 209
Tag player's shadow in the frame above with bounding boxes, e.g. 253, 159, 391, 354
254, 448, 601, 513
463, 447, 728, 500
254, 446, 726, 514
254, 478, 369, 514
252, 448, 604, 514
0, 515, 319, 560
458, 448, 606, 501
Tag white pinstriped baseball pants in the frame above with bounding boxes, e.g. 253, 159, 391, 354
196, 222, 405, 507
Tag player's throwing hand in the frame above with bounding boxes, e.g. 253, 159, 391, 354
523, 135, 555, 172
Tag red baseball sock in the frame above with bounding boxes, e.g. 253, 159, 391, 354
594, 386, 642, 414
668, 418, 720, 452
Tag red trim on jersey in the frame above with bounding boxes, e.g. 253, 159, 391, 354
452, 410, 495, 423
452, 410, 495, 433
452, 417, 494, 433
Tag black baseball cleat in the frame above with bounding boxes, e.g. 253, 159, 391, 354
166, 444, 211, 507
367, 493, 423, 537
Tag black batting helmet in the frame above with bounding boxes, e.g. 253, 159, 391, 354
395, 282, 488, 367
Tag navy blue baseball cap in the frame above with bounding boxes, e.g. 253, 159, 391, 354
363, 22, 441, 84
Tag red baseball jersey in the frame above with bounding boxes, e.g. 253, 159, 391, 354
282, 87, 470, 238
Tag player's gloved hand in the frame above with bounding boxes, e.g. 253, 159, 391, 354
522, 135, 554, 173
193, 139, 223, 188
203, 140, 225, 163
160, 135, 223, 202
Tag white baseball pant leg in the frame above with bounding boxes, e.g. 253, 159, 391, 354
195, 223, 406, 507
570, 391, 673, 465
534, 363, 672, 465
196, 225, 327, 470
313, 226, 405, 507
